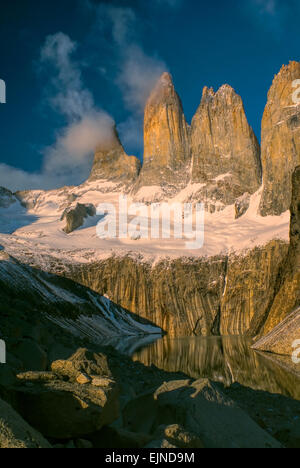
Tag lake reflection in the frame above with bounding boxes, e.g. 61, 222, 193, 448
132, 336, 300, 401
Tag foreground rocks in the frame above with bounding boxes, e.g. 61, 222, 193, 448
13, 349, 119, 439
0, 397, 51, 449
123, 379, 281, 449
1, 342, 299, 448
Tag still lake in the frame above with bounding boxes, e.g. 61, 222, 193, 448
131, 336, 300, 401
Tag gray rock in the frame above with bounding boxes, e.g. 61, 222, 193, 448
12, 339, 47, 372
51, 348, 112, 381
0, 397, 51, 448
153, 379, 282, 448
153, 424, 204, 448
61, 203, 96, 234
14, 377, 119, 439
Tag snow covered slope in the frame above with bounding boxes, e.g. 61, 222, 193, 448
0, 250, 162, 349
0, 179, 290, 269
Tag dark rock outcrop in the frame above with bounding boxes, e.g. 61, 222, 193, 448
0, 397, 51, 448
61, 203, 96, 234
89, 127, 141, 188
124, 379, 281, 448
0, 187, 17, 208
13, 352, 119, 439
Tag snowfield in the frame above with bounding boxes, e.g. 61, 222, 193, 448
0, 179, 290, 267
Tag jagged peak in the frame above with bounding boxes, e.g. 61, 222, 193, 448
158, 71, 173, 86
195, 84, 241, 116
277, 60, 300, 77
146, 71, 178, 107
94, 125, 123, 154
268, 61, 300, 95
202, 84, 237, 99
89, 125, 140, 183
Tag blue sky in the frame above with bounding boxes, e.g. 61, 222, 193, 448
0, 0, 299, 190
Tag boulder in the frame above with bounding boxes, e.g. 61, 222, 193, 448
0, 397, 51, 448
153, 379, 282, 448
51, 348, 112, 381
11, 339, 48, 371
151, 424, 204, 449
14, 377, 119, 439
61, 203, 96, 234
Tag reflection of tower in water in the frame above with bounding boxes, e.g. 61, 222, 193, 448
132, 336, 300, 400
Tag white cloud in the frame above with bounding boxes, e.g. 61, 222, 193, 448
1, 2, 172, 191
92, 3, 168, 156
0, 32, 116, 191
43, 112, 115, 175
118, 45, 168, 113
40, 32, 95, 119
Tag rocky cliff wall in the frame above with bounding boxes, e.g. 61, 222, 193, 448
36, 240, 287, 338
260, 62, 300, 216
260, 167, 300, 335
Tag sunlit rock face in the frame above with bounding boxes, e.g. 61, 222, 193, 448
89, 127, 141, 189
41, 242, 287, 338
253, 307, 300, 357
133, 73, 191, 202
261, 166, 300, 335
190, 85, 262, 212
221, 240, 288, 336
259, 61, 300, 216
